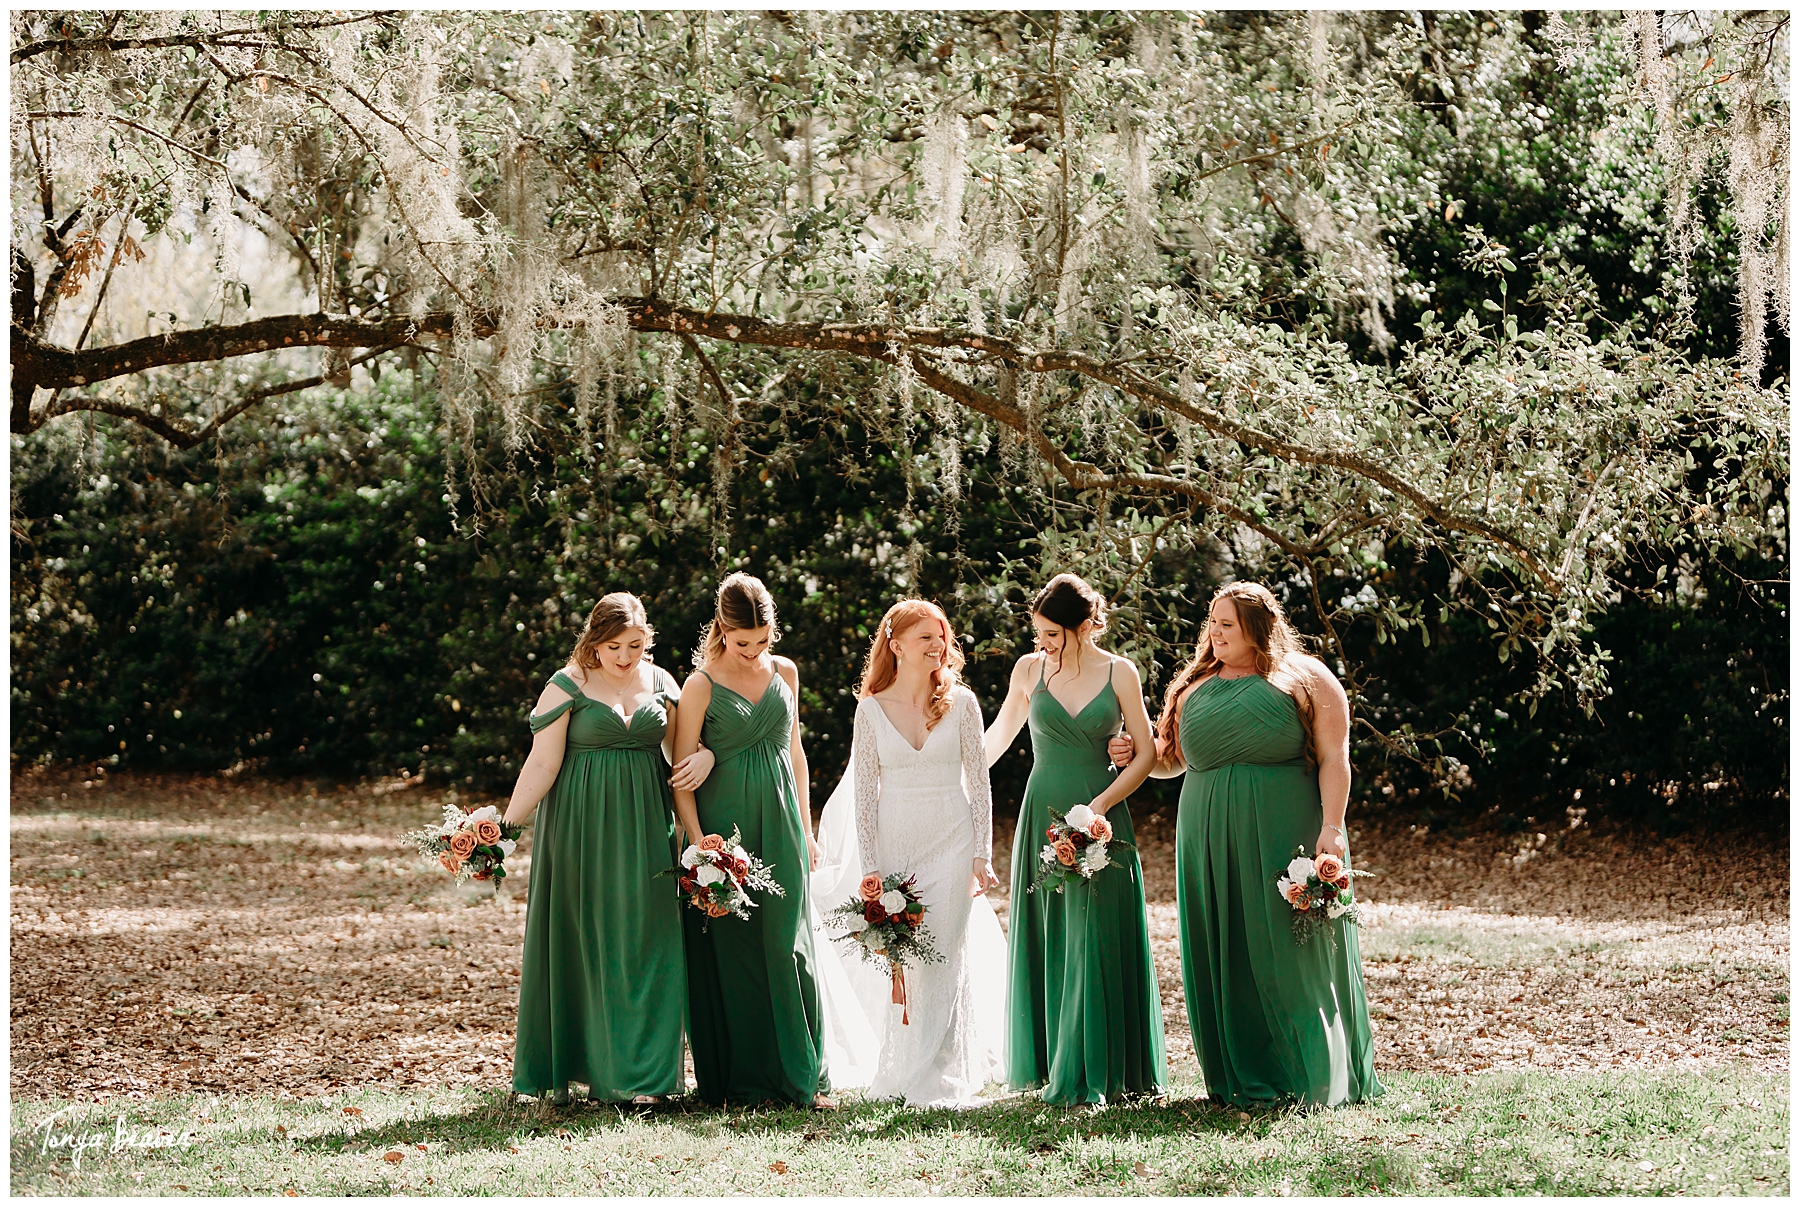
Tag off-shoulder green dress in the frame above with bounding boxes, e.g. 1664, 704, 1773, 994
512, 666, 686, 1101
682, 669, 829, 1106
1005, 656, 1167, 1104
1175, 673, 1382, 1107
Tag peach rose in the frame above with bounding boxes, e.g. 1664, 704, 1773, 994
474, 820, 503, 845
704, 901, 730, 918
1088, 816, 1113, 843
1284, 881, 1311, 908
449, 831, 478, 860
1313, 853, 1344, 883
858, 874, 885, 902
1054, 838, 1078, 867
440, 851, 462, 874
904, 910, 922, 928
698, 834, 727, 853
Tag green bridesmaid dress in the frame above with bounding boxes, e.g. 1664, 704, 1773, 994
1005, 657, 1168, 1104
1175, 673, 1382, 1107
683, 670, 829, 1106
513, 666, 687, 1100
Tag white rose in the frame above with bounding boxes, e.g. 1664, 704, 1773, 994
1065, 804, 1096, 832
1286, 855, 1317, 884
680, 845, 702, 869
731, 846, 750, 865
1276, 875, 1295, 900
440, 821, 459, 837
468, 806, 499, 823
499, 839, 517, 858
878, 890, 907, 914
1082, 842, 1109, 871
847, 914, 870, 933
695, 864, 725, 886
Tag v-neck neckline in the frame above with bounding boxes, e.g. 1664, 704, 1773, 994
869, 695, 944, 755
710, 672, 779, 709
1037, 655, 1116, 721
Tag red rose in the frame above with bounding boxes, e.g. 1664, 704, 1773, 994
1334, 875, 1351, 891
679, 875, 697, 894
863, 901, 887, 924
1046, 826, 1059, 840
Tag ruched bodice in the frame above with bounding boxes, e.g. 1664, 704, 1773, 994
1027, 676, 1121, 767
1179, 673, 1308, 772
529, 667, 679, 753
700, 673, 794, 766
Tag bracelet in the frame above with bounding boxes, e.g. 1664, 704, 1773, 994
1322, 823, 1344, 836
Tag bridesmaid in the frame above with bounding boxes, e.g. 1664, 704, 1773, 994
1143, 581, 1381, 1107
503, 592, 710, 1105
983, 573, 1167, 1105
670, 572, 833, 1109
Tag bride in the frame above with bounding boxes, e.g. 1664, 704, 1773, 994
810, 599, 1007, 1107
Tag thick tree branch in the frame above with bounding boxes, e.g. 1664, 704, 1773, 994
10, 299, 1549, 581
10, 13, 402, 64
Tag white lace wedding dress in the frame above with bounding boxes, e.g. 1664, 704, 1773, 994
809, 686, 1006, 1106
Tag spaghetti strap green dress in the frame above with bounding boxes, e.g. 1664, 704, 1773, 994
682, 670, 829, 1106
1175, 673, 1382, 1107
1005, 656, 1167, 1104
512, 666, 686, 1101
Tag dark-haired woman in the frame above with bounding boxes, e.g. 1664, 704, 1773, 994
670, 572, 833, 1109
504, 592, 710, 1105
983, 573, 1167, 1105
1138, 582, 1381, 1107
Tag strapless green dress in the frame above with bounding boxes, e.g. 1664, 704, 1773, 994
1005, 657, 1167, 1104
682, 670, 829, 1106
513, 666, 686, 1100
1175, 673, 1382, 1107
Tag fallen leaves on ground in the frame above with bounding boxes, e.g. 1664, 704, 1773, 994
9, 769, 1786, 1102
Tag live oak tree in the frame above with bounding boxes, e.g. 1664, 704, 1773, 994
10, 10, 1787, 762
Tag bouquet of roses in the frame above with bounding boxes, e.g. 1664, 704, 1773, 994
1275, 846, 1373, 946
824, 873, 943, 1024
402, 803, 523, 885
662, 828, 784, 927
1032, 803, 1136, 894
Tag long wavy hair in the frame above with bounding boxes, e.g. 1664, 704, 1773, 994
695, 572, 780, 668
858, 599, 964, 732
570, 592, 654, 673
1154, 581, 1318, 763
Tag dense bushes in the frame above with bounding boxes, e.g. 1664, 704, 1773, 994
11, 382, 1786, 832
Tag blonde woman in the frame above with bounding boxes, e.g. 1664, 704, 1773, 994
668, 573, 832, 1108
503, 592, 700, 1106
811, 599, 1005, 1107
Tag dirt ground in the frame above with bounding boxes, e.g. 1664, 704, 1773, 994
9, 768, 1788, 1101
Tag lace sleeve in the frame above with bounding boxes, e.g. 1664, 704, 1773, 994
957, 689, 994, 861
853, 700, 882, 875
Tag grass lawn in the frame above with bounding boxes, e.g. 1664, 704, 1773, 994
11, 770, 1789, 1195
11, 1069, 1786, 1196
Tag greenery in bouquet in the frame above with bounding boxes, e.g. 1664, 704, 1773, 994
1275, 846, 1374, 947
662, 827, 784, 928
1033, 804, 1136, 894
401, 803, 523, 884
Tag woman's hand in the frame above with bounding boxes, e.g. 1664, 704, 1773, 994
669, 746, 715, 793
1106, 731, 1136, 766
806, 830, 821, 872
1316, 824, 1346, 859
969, 857, 999, 896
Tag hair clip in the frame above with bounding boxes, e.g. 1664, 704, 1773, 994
885, 619, 894, 638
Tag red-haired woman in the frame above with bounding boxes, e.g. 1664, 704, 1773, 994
811, 599, 1005, 1107
1133, 582, 1381, 1107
